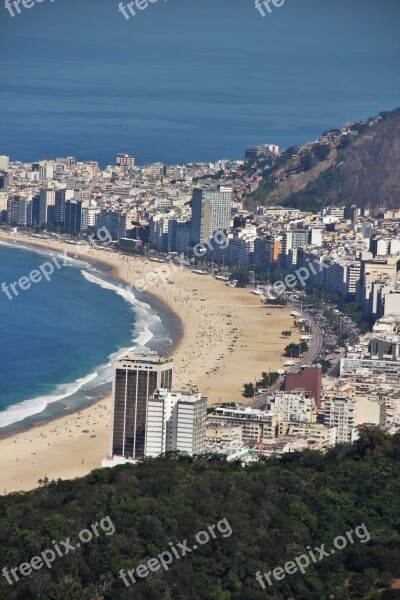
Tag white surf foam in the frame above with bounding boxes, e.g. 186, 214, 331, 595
0, 239, 92, 269
80, 270, 160, 348
0, 371, 98, 429
0, 261, 171, 429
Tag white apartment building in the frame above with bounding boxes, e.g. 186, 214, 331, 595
323, 395, 357, 443
340, 261, 361, 296
145, 389, 207, 457
269, 390, 316, 423
81, 206, 100, 231
176, 394, 207, 454
211, 406, 279, 443
310, 227, 323, 247
340, 357, 400, 379
0, 155, 10, 170
362, 277, 393, 318
228, 226, 257, 266
0, 190, 7, 213
384, 289, 400, 316
38, 161, 54, 180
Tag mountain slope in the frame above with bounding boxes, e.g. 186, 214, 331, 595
247, 107, 400, 212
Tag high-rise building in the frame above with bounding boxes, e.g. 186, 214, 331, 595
64, 200, 82, 233
282, 229, 309, 256
359, 258, 398, 295
233, 227, 257, 266
344, 203, 359, 224
54, 189, 74, 228
211, 406, 279, 444
0, 156, 10, 171
96, 209, 126, 240
116, 153, 135, 167
81, 206, 100, 231
0, 171, 10, 190
110, 354, 173, 460
18, 198, 32, 226
146, 389, 207, 457
38, 161, 54, 180
150, 216, 168, 251
212, 226, 256, 267
310, 227, 323, 247
55, 189, 66, 227
339, 262, 361, 298
167, 219, 191, 253
190, 185, 232, 245
39, 189, 55, 226
0, 191, 7, 222
175, 392, 207, 454
31, 194, 40, 226
7, 196, 32, 226
254, 236, 281, 269
323, 395, 357, 443
7, 195, 19, 224
282, 229, 310, 270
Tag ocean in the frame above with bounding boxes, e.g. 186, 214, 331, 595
0, 0, 399, 166
0, 242, 174, 434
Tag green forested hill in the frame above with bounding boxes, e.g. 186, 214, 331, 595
0, 429, 399, 600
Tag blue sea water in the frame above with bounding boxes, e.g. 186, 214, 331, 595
0, 0, 399, 166
0, 242, 173, 433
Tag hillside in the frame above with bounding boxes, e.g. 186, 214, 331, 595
0, 429, 399, 600
246, 107, 400, 212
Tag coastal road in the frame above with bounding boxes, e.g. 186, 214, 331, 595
251, 309, 324, 410
301, 310, 324, 366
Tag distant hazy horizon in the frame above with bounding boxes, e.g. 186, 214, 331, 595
0, 0, 399, 165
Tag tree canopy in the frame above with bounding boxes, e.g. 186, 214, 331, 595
0, 429, 399, 599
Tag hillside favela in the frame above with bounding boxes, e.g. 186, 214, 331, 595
0, 1, 399, 599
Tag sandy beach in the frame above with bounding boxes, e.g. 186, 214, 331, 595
0, 231, 298, 493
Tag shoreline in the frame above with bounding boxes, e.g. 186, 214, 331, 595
0, 233, 184, 354
0, 230, 299, 493
0, 235, 182, 439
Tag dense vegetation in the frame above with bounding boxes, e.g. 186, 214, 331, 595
0, 429, 399, 599
281, 166, 346, 212
284, 341, 308, 357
